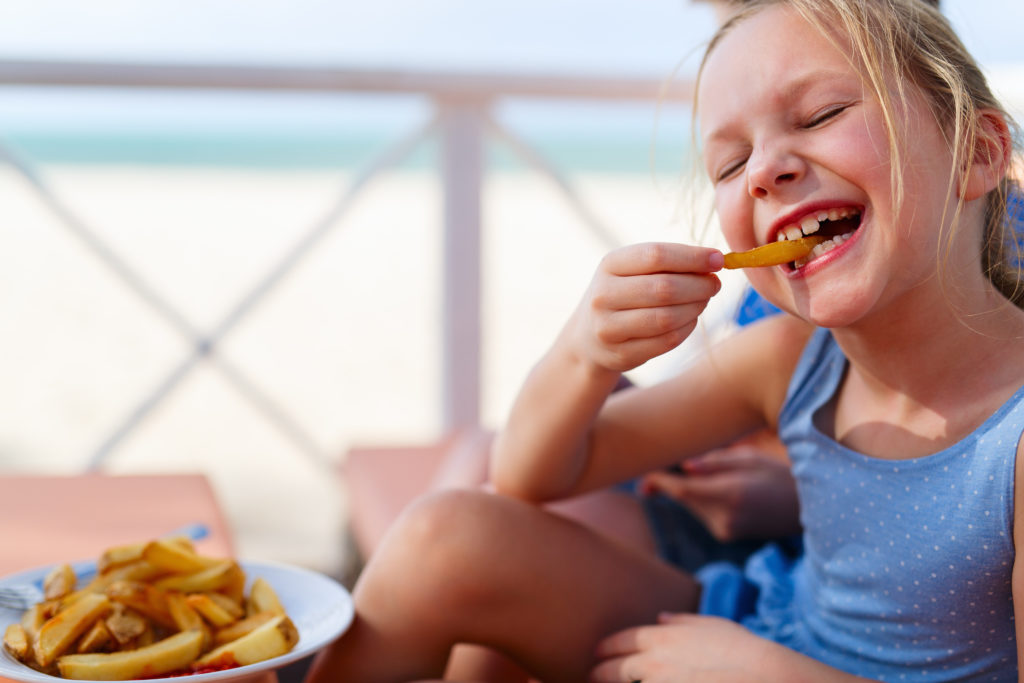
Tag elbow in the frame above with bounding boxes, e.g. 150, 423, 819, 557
488, 462, 548, 503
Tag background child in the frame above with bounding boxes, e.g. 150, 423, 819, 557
307, 0, 1024, 680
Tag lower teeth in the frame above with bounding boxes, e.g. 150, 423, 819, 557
793, 232, 852, 268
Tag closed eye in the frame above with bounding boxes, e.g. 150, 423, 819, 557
804, 105, 848, 129
716, 156, 749, 182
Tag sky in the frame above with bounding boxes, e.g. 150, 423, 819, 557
0, 0, 1021, 73
0, 1, 1021, 139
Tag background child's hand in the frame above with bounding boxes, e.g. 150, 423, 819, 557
568, 243, 723, 373
638, 430, 801, 542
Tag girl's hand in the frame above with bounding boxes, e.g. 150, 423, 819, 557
590, 613, 775, 682
568, 243, 723, 373
591, 613, 870, 683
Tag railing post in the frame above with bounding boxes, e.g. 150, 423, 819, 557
438, 98, 486, 431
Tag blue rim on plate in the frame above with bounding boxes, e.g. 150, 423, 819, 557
0, 559, 354, 683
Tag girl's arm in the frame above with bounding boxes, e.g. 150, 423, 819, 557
490, 242, 723, 501
1012, 431, 1024, 681
490, 241, 812, 502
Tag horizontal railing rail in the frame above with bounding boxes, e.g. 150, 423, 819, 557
0, 58, 695, 101
0, 58, 695, 472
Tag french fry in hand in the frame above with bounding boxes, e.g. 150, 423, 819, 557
723, 235, 826, 268
57, 629, 204, 681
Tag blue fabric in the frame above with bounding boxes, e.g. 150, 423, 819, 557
734, 286, 781, 326
701, 329, 1024, 681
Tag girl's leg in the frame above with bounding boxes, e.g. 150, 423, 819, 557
306, 488, 700, 683
443, 488, 657, 682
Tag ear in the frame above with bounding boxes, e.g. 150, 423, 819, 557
961, 108, 1013, 201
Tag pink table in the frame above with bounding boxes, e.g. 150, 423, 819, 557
0, 473, 276, 683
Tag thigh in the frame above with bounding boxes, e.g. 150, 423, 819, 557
366, 489, 700, 682
545, 487, 659, 558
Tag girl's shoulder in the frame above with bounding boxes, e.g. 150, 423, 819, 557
707, 313, 817, 427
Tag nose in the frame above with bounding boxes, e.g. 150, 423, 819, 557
746, 144, 804, 199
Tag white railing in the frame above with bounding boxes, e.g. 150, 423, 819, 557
0, 58, 695, 471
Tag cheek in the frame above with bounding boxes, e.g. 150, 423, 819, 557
715, 185, 755, 250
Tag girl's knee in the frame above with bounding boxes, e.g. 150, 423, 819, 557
368, 489, 517, 605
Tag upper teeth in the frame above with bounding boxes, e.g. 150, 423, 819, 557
776, 207, 858, 241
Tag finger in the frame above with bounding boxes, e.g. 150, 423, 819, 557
589, 654, 644, 683
641, 470, 730, 505
597, 302, 711, 345
601, 242, 724, 277
681, 448, 762, 474
601, 321, 700, 369
638, 470, 692, 499
593, 624, 645, 659
656, 611, 693, 625
593, 272, 721, 316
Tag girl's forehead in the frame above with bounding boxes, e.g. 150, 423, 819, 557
697, 5, 860, 125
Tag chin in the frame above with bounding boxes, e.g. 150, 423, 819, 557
792, 289, 875, 329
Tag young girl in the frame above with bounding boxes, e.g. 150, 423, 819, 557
307, 0, 1024, 680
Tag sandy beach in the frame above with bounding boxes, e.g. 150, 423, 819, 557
0, 160, 750, 578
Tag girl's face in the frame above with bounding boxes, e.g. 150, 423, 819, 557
698, 4, 959, 327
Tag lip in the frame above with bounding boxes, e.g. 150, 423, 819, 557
767, 201, 864, 243
784, 213, 865, 278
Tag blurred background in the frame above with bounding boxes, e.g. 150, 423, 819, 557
0, 0, 1021, 580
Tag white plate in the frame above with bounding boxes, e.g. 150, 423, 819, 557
0, 559, 354, 683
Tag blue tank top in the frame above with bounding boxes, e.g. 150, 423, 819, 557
773, 328, 1024, 680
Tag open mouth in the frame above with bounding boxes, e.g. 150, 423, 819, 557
776, 207, 862, 268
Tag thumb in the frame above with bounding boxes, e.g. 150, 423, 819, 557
639, 470, 693, 499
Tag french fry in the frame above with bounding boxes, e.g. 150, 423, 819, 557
206, 591, 244, 619
43, 564, 77, 601
3, 623, 31, 662
104, 605, 149, 646
76, 620, 113, 654
165, 592, 211, 651
86, 560, 167, 594
212, 612, 276, 646
142, 539, 219, 574
246, 577, 285, 617
105, 580, 176, 630
97, 543, 146, 575
34, 592, 111, 667
195, 614, 298, 668
57, 629, 204, 681
20, 603, 50, 639
185, 594, 237, 628
165, 592, 203, 632
218, 563, 247, 605
723, 235, 826, 269
11, 540, 298, 679
153, 561, 235, 594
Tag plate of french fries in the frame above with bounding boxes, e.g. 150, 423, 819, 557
0, 536, 353, 682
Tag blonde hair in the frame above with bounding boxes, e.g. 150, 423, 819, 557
696, 0, 1024, 306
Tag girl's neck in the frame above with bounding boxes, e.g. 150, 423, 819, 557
830, 273, 1024, 454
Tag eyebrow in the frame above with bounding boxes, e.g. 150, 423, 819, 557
702, 68, 858, 143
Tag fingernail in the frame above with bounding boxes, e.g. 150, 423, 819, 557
708, 251, 725, 270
